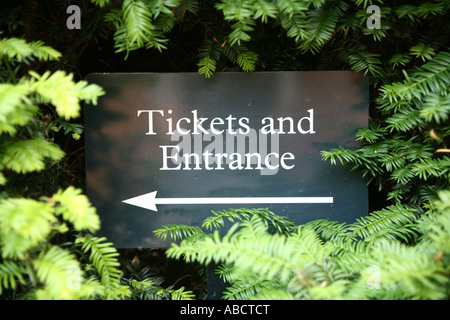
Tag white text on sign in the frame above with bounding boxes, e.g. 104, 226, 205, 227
138, 108, 316, 175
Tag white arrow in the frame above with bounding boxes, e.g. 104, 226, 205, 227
122, 191, 333, 212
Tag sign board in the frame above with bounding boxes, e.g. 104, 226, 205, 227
84, 72, 368, 248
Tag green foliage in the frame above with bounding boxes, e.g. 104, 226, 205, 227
0, 190, 124, 299
1, 0, 449, 301
94, 0, 450, 80
0, 35, 126, 300
159, 192, 449, 300
95, 0, 382, 77
121, 266, 196, 300
0, 37, 61, 63
28, 70, 104, 120
339, 43, 385, 79
1, 138, 64, 175
104, 0, 181, 58
322, 50, 450, 203
76, 236, 130, 299
33, 246, 94, 300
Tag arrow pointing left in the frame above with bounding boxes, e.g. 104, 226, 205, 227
122, 191, 334, 212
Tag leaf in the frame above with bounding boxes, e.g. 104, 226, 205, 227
0, 84, 31, 120
339, 43, 385, 78
416, 2, 445, 18
197, 56, 217, 78
0, 37, 61, 62
388, 53, 412, 68
420, 92, 450, 124
0, 37, 33, 61
391, 164, 415, 184
385, 107, 424, 132
77, 236, 130, 299
168, 216, 322, 284
279, 12, 310, 43
348, 203, 418, 241
0, 83, 35, 135
410, 43, 436, 62
0, 103, 37, 136
123, 0, 155, 47
154, 224, 204, 241
236, 49, 258, 71
28, 70, 104, 120
276, 0, 308, 17
394, 4, 417, 20
28, 40, 62, 61
0, 261, 27, 294
0, 198, 55, 259
411, 158, 450, 180
52, 187, 100, 232
380, 51, 450, 103
112, 0, 170, 56
370, 240, 449, 299
0, 138, 65, 174
222, 278, 271, 299
171, 286, 195, 300
91, 0, 110, 7
299, 6, 340, 53
355, 124, 386, 144
33, 246, 89, 299
253, 0, 277, 22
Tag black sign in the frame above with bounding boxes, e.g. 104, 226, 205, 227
84, 72, 368, 248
